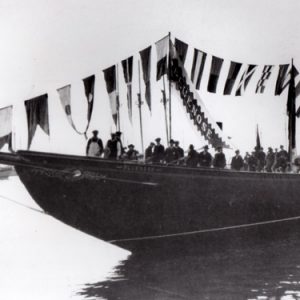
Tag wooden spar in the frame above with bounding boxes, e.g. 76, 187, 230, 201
137, 60, 144, 154
116, 64, 121, 132
162, 75, 169, 143
168, 31, 172, 141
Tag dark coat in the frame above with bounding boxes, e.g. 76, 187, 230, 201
153, 144, 165, 163
213, 152, 226, 168
165, 146, 177, 163
199, 151, 212, 167
231, 155, 244, 171
175, 147, 184, 159
248, 155, 258, 171
265, 152, 275, 172
186, 149, 199, 167
145, 146, 153, 161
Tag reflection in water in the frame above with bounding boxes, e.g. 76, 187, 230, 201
79, 227, 300, 300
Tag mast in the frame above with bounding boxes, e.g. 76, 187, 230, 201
162, 75, 169, 143
137, 60, 144, 154
116, 64, 121, 131
168, 31, 172, 141
287, 58, 297, 163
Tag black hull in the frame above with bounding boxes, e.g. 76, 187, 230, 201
1, 150, 300, 252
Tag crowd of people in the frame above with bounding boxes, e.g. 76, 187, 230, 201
86, 130, 293, 173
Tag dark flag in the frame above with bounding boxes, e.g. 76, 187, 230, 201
174, 38, 188, 65
256, 65, 273, 93
275, 64, 290, 95
25, 94, 50, 149
287, 64, 297, 156
223, 61, 242, 95
191, 49, 207, 90
0, 134, 12, 151
82, 75, 95, 129
155, 35, 169, 81
121, 56, 133, 122
0, 106, 13, 150
235, 64, 257, 96
256, 125, 261, 150
139, 46, 152, 111
207, 56, 224, 93
103, 65, 119, 126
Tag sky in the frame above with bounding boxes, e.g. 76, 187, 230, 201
1, 0, 300, 156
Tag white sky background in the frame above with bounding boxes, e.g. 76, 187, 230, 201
0, 0, 300, 156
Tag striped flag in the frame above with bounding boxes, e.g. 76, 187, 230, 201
207, 56, 224, 93
174, 38, 188, 65
121, 56, 133, 122
155, 35, 169, 81
191, 49, 207, 90
103, 65, 119, 126
0, 106, 12, 150
275, 64, 290, 95
235, 64, 257, 96
223, 61, 242, 95
255, 65, 274, 93
25, 94, 50, 149
139, 46, 152, 111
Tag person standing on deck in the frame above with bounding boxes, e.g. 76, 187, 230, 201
186, 144, 199, 167
126, 144, 139, 160
213, 146, 226, 169
152, 138, 165, 163
145, 142, 155, 162
115, 131, 124, 160
164, 139, 177, 163
198, 145, 212, 167
174, 141, 184, 164
248, 151, 258, 171
277, 145, 289, 172
231, 150, 244, 171
265, 147, 275, 172
243, 152, 250, 171
104, 133, 115, 158
86, 130, 103, 157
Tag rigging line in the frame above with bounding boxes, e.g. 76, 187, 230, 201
109, 215, 300, 243
0, 194, 46, 214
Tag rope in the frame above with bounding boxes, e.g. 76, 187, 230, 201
0, 194, 46, 214
109, 215, 300, 243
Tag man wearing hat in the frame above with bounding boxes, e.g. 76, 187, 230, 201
198, 145, 212, 167
164, 139, 177, 163
152, 138, 165, 163
145, 142, 155, 162
186, 144, 199, 167
213, 146, 226, 169
126, 144, 139, 160
86, 130, 104, 157
277, 145, 289, 172
231, 150, 244, 171
115, 131, 124, 160
104, 133, 116, 159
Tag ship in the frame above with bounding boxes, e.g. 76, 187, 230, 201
0, 36, 299, 253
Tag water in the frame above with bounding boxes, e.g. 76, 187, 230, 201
2, 176, 300, 299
